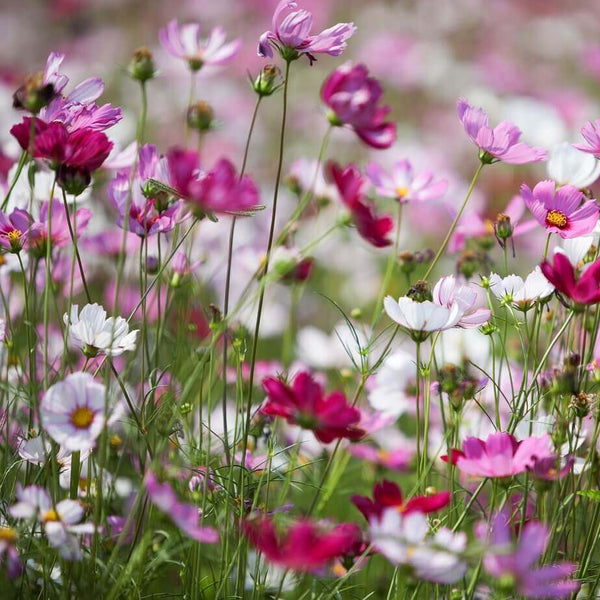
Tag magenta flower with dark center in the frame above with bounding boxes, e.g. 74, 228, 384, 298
322, 63, 396, 149
258, 1, 356, 64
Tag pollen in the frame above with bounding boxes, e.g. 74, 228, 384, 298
545, 209, 568, 229
70, 406, 94, 429
7, 230, 22, 242
0, 526, 17, 542
396, 186, 409, 199
43, 509, 60, 522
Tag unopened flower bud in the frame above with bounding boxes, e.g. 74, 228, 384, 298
13, 72, 56, 114
457, 251, 479, 279
129, 47, 156, 82
187, 101, 215, 132
146, 255, 159, 274
570, 392, 592, 418
494, 213, 513, 243
252, 65, 283, 97
57, 165, 91, 196
407, 280, 432, 303
350, 308, 362, 320
399, 251, 416, 276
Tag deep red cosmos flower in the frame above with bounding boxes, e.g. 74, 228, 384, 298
351, 480, 451, 522
243, 515, 361, 572
540, 252, 600, 305
327, 161, 393, 248
261, 371, 364, 443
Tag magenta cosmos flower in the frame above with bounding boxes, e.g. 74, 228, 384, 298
258, 0, 356, 64
521, 180, 598, 238
445, 432, 553, 478
351, 480, 450, 522
159, 20, 241, 71
540, 252, 600, 305
0, 209, 36, 253
261, 371, 364, 444
322, 63, 396, 149
145, 472, 219, 544
167, 148, 260, 216
481, 511, 579, 598
327, 161, 393, 247
457, 99, 547, 164
243, 514, 360, 572
366, 159, 448, 203
574, 118, 600, 158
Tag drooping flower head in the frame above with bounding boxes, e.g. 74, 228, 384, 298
327, 161, 393, 247
457, 99, 547, 164
322, 63, 396, 149
258, 1, 356, 64
261, 371, 364, 443
366, 159, 448, 203
540, 252, 600, 306
145, 472, 219, 543
64, 303, 138, 357
159, 20, 241, 71
521, 180, 599, 238
480, 511, 580, 598
40, 372, 106, 452
243, 514, 360, 571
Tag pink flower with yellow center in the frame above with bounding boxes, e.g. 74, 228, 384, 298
521, 180, 599, 239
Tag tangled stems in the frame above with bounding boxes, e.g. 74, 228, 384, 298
423, 161, 484, 280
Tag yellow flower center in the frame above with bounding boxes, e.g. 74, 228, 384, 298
396, 186, 410, 199
7, 230, 22, 242
0, 526, 17, 542
545, 210, 568, 229
71, 406, 94, 429
43, 509, 60, 522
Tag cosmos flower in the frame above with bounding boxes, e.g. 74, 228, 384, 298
521, 180, 598, 238
64, 303, 138, 357
457, 99, 547, 164
351, 480, 450, 522
445, 432, 554, 478
0, 525, 21, 579
9, 485, 94, 561
327, 161, 393, 247
40, 372, 106, 451
574, 118, 600, 158
258, 1, 356, 64
369, 509, 467, 584
145, 472, 219, 544
488, 267, 555, 311
432, 275, 491, 328
540, 252, 600, 305
261, 371, 364, 443
243, 514, 360, 572
159, 20, 241, 71
481, 511, 579, 598
322, 63, 396, 149
366, 160, 448, 203
0, 208, 36, 253
34, 200, 92, 250
547, 142, 600, 189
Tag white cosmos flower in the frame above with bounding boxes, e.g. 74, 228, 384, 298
488, 267, 554, 310
40, 372, 106, 451
547, 142, 600, 189
368, 349, 416, 417
384, 296, 461, 333
555, 223, 600, 267
369, 510, 467, 584
65, 303, 138, 357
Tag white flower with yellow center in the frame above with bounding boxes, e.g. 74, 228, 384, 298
488, 267, 555, 310
40, 372, 106, 451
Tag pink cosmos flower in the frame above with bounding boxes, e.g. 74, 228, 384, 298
457, 99, 547, 164
145, 472, 219, 544
446, 432, 554, 478
432, 275, 492, 328
243, 514, 360, 572
351, 480, 450, 522
574, 118, 600, 158
34, 200, 92, 250
322, 63, 396, 149
258, 1, 356, 64
528, 455, 574, 482
261, 371, 364, 443
0, 525, 21, 578
347, 444, 412, 471
166, 149, 260, 216
11, 118, 113, 173
40, 372, 106, 452
327, 162, 393, 247
0, 209, 35, 253
109, 144, 183, 237
521, 180, 599, 238
159, 20, 241, 71
481, 511, 580, 598
540, 252, 600, 305
366, 160, 448, 203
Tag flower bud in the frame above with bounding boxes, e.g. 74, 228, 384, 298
129, 47, 156, 82
13, 72, 56, 114
494, 213, 513, 243
399, 251, 416, 276
252, 65, 283, 97
457, 251, 479, 279
187, 101, 215, 132
57, 165, 91, 196
407, 280, 432, 303
146, 255, 159, 274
